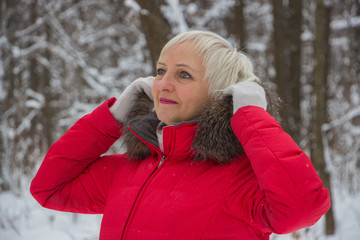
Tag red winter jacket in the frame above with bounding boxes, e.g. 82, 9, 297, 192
30, 97, 330, 240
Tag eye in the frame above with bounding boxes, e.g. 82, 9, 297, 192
157, 68, 166, 76
179, 71, 192, 79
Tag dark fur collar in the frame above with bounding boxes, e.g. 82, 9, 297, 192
122, 84, 281, 164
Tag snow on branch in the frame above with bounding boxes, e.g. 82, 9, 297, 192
58, 0, 98, 20
124, 0, 141, 13
78, 26, 121, 45
15, 18, 44, 38
322, 107, 360, 134
15, 90, 45, 137
11, 40, 47, 58
162, 0, 189, 34
195, 1, 233, 27
44, 13, 108, 95
331, 16, 360, 30
322, 106, 360, 173
25, 89, 45, 109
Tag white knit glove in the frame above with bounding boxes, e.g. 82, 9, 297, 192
224, 81, 267, 114
110, 76, 154, 123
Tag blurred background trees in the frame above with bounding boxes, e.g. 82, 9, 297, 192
1, 0, 359, 238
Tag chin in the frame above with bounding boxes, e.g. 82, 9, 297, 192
155, 111, 173, 123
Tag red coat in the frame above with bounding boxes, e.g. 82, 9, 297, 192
30, 97, 330, 239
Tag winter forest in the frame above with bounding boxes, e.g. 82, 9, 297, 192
1, 0, 359, 239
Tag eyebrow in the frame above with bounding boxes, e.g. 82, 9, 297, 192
157, 61, 196, 72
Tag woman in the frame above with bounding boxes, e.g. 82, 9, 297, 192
31, 30, 330, 239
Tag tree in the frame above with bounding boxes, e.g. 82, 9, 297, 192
135, 0, 172, 72
227, 0, 247, 51
271, 0, 302, 143
0, 0, 29, 191
312, 0, 335, 235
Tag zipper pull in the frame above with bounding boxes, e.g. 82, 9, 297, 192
158, 155, 166, 168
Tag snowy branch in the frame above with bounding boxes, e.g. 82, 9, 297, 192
11, 40, 47, 58
322, 106, 360, 173
15, 90, 45, 137
331, 16, 360, 30
15, 18, 44, 38
194, 1, 233, 28
322, 107, 360, 134
44, 13, 108, 95
162, 0, 189, 34
58, 0, 99, 20
78, 26, 122, 45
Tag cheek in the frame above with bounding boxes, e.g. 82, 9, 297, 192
180, 87, 209, 109
192, 84, 209, 105
152, 84, 158, 103
151, 82, 156, 96
176, 88, 191, 103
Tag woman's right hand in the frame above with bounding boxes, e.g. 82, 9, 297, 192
224, 81, 267, 114
110, 76, 154, 123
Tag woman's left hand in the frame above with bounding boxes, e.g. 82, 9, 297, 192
224, 81, 267, 114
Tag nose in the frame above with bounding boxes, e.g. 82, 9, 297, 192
158, 72, 175, 92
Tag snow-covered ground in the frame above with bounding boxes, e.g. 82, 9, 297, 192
0, 189, 101, 240
1, 183, 359, 240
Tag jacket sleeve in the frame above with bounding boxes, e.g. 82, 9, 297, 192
30, 98, 123, 214
228, 105, 331, 234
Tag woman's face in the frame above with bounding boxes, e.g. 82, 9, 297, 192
152, 41, 209, 126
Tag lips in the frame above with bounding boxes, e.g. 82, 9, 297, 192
159, 97, 178, 104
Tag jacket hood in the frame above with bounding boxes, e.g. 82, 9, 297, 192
122, 84, 281, 164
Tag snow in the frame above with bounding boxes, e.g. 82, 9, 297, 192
15, 18, 44, 38
331, 16, 360, 30
194, 1, 234, 28
162, 0, 189, 33
0, 191, 102, 240
322, 107, 360, 133
124, 0, 141, 13
301, 30, 314, 42
247, 42, 267, 52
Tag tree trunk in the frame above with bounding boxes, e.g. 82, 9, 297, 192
135, 0, 172, 72
287, 0, 302, 142
271, 0, 302, 143
25, 0, 41, 176
41, 11, 54, 152
313, 0, 335, 235
351, 0, 360, 78
0, 0, 15, 191
228, 0, 247, 51
0, 0, 21, 191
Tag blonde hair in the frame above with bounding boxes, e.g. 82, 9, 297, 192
159, 30, 260, 99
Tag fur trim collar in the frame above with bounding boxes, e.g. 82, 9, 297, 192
122, 85, 281, 164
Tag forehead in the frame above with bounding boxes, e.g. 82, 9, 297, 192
159, 41, 203, 67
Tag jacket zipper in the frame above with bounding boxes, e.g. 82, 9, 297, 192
157, 155, 166, 168
121, 155, 167, 239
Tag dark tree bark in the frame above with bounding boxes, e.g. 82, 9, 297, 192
351, 0, 360, 79
135, 0, 172, 72
287, 0, 302, 141
312, 0, 335, 235
228, 0, 247, 51
271, 0, 302, 143
40, 17, 54, 152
